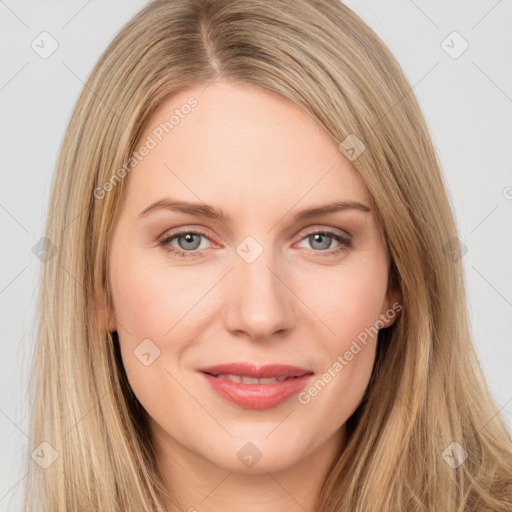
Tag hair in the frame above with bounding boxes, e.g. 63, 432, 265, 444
24, 0, 512, 510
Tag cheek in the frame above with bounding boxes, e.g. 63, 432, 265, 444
109, 247, 215, 406
109, 251, 193, 416
326, 280, 386, 341
317, 279, 381, 379
296, 254, 387, 410
304, 255, 389, 345
109, 248, 204, 339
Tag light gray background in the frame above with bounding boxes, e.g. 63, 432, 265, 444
1, 1, 511, 510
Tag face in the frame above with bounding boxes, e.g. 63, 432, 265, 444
103, 80, 400, 475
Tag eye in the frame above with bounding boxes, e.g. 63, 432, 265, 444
296, 228, 352, 256
159, 230, 213, 259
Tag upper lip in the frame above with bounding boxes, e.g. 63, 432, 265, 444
197, 363, 313, 379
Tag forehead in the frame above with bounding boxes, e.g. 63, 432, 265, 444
122, 81, 370, 218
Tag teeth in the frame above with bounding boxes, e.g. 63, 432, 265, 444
216, 374, 242, 383
240, 376, 260, 384
214, 374, 290, 384
258, 377, 279, 384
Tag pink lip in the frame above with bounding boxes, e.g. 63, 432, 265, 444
197, 363, 314, 410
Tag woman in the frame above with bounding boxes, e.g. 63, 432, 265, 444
24, 0, 512, 510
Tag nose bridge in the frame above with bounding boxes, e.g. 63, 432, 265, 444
223, 236, 295, 339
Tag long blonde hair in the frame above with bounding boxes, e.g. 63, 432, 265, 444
24, 0, 512, 510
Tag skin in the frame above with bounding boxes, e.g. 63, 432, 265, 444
100, 80, 400, 511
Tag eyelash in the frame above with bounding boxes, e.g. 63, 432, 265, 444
159, 228, 352, 260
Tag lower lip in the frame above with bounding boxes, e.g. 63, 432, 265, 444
199, 372, 313, 410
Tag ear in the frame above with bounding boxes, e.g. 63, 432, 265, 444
95, 288, 117, 333
379, 285, 402, 329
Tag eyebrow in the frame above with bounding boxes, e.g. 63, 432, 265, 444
139, 198, 371, 222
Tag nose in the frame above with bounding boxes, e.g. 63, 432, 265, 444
222, 249, 295, 342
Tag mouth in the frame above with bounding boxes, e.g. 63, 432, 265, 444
197, 363, 314, 409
